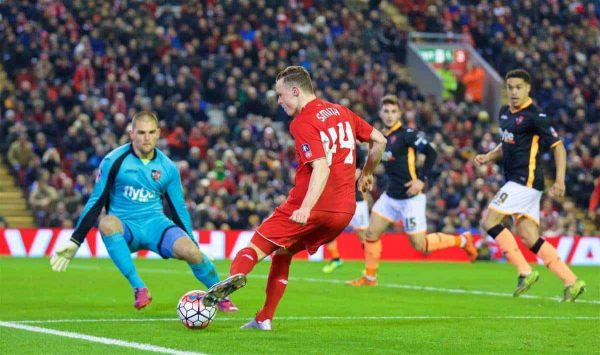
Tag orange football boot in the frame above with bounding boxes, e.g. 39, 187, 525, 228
462, 232, 478, 262
345, 274, 378, 286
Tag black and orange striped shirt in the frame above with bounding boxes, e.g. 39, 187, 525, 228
381, 122, 436, 199
497, 99, 562, 191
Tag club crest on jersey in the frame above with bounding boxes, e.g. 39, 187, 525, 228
301, 143, 312, 158
151, 169, 161, 181
390, 135, 397, 144
515, 115, 525, 125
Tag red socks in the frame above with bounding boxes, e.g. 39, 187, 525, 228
256, 253, 293, 322
230, 247, 258, 275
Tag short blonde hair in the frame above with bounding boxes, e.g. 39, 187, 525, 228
276, 66, 315, 94
131, 111, 159, 129
380, 94, 400, 108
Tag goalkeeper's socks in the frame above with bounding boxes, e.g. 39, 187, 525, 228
230, 247, 258, 275
189, 252, 220, 288
487, 225, 531, 275
256, 253, 292, 322
531, 238, 576, 286
103, 232, 144, 288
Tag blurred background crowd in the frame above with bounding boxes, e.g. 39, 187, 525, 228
0, 0, 598, 236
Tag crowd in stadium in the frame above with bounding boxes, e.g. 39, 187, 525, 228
0, 0, 598, 235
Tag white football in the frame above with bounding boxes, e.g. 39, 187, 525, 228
177, 290, 217, 329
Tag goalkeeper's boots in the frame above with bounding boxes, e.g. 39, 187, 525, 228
134, 287, 152, 310
217, 297, 239, 312
322, 259, 343, 273
513, 270, 540, 297
562, 279, 586, 302
345, 274, 378, 286
241, 318, 272, 331
203, 273, 246, 307
462, 232, 478, 262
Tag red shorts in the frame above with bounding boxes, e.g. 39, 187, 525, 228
256, 205, 353, 255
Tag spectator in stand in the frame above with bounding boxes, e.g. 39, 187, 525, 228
73, 58, 95, 94
541, 198, 562, 237
47, 201, 71, 228
58, 178, 82, 218
461, 61, 486, 103
0, 0, 596, 236
7, 133, 34, 185
29, 170, 58, 225
166, 127, 189, 161
438, 62, 458, 101
588, 177, 600, 227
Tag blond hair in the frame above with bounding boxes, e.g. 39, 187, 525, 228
131, 111, 159, 129
380, 94, 400, 108
276, 66, 315, 93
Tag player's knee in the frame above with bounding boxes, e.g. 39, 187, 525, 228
99, 215, 123, 236
173, 237, 202, 263
355, 229, 367, 242
249, 235, 278, 257
186, 248, 203, 264
409, 235, 426, 252
275, 247, 293, 256
481, 218, 497, 232
272, 250, 293, 265
365, 229, 381, 243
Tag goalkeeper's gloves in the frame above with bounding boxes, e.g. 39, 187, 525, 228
50, 240, 79, 272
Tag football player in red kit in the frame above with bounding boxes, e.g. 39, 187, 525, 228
203, 66, 387, 330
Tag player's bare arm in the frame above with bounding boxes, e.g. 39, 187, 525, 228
405, 139, 437, 197
549, 141, 566, 198
474, 143, 503, 167
359, 128, 386, 192
290, 157, 330, 224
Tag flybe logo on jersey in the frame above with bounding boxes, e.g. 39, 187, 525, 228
123, 185, 156, 202
316, 107, 341, 122
499, 128, 515, 144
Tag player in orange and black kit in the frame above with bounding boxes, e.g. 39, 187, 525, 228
474, 69, 586, 301
347, 94, 478, 286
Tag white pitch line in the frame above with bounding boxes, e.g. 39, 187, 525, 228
68, 265, 600, 305
9, 315, 600, 325
0, 321, 205, 355
294, 276, 600, 304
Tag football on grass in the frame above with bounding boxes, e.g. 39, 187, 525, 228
177, 290, 217, 329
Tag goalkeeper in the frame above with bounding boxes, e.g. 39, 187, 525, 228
50, 111, 238, 312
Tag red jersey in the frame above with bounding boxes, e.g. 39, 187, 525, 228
285, 98, 374, 214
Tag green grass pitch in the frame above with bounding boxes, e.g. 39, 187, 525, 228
1, 257, 598, 354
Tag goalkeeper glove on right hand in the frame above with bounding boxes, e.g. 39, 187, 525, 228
50, 240, 79, 272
